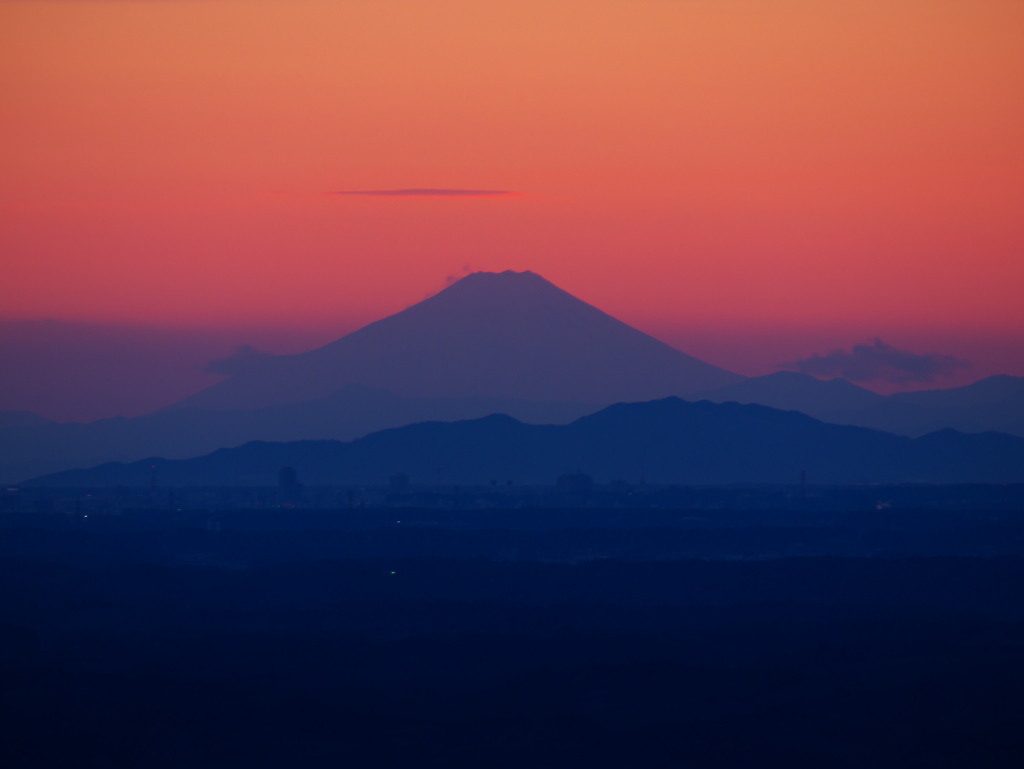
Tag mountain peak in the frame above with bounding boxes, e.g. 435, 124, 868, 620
457, 269, 544, 282
434, 270, 565, 302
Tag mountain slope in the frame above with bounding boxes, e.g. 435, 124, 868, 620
169, 271, 743, 411
26, 398, 1024, 487
695, 373, 1024, 438
0, 411, 55, 430
889, 375, 1024, 409
691, 372, 884, 414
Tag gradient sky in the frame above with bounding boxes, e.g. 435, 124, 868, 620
2, 0, 1023, 417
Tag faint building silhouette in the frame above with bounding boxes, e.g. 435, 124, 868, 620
278, 466, 303, 504
606, 480, 632, 494
556, 472, 593, 494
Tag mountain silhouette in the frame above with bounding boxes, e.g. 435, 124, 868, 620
169, 271, 743, 410
888, 374, 1024, 409
692, 371, 885, 414
26, 398, 1024, 487
696, 373, 1024, 438
6, 367, 1021, 484
0, 410, 54, 430
0, 386, 597, 483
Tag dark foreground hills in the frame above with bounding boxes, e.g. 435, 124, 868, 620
0, 386, 595, 484
25, 397, 1024, 487
4, 373, 1023, 484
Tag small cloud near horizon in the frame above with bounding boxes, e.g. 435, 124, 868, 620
204, 345, 274, 376
328, 189, 518, 197
784, 339, 970, 384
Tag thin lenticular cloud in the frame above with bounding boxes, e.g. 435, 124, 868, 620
328, 189, 518, 197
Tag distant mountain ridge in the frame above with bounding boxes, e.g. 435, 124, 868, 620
694, 372, 1024, 437
169, 270, 744, 411
692, 371, 885, 414
4, 271, 1021, 484
5, 370, 1022, 485
26, 398, 1024, 488
0, 386, 597, 484
5, 373, 1023, 484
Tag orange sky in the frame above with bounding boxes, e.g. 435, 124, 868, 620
1, 0, 1022, 378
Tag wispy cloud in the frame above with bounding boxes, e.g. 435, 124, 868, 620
784, 339, 970, 384
328, 189, 518, 197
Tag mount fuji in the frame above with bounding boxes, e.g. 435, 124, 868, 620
170, 270, 744, 411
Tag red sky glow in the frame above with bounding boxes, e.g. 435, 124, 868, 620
1, 0, 1022, 417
